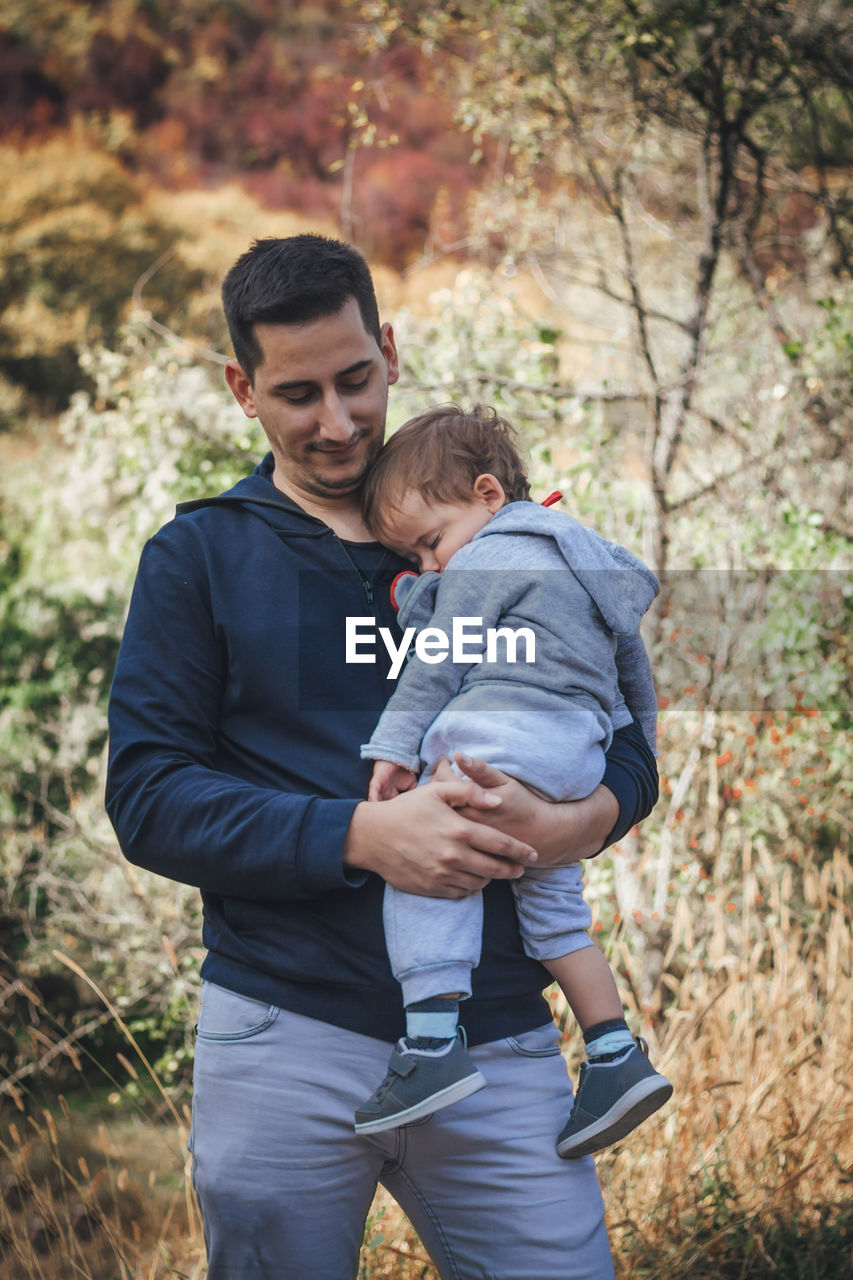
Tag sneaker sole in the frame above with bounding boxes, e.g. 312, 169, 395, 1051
556, 1075, 673, 1159
353, 1070, 486, 1135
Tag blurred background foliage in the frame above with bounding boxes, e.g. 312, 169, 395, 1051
0, 1, 851, 1276
0, 0, 483, 412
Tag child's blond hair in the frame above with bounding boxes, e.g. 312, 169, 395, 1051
362, 404, 530, 540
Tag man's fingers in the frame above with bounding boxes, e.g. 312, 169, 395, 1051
347, 779, 538, 899
452, 752, 508, 788
416, 781, 537, 869
429, 784, 538, 866
461, 822, 537, 871
437, 884, 486, 900
427, 756, 455, 782
445, 872, 491, 896
431, 776, 502, 812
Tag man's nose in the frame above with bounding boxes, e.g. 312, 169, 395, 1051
318, 392, 355, 441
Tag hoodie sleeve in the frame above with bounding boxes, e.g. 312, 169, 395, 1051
615, 632, 658, 755
599, 720, 659, 848
106, 527, 362, 902
361, 553, 518, 769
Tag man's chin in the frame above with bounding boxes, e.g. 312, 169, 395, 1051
301, 459, 372, 499
303, 442, 383, 498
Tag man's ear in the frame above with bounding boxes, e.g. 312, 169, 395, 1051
225, 359, 257, 418
473, 473, 506, 513
380, 322, 400, 386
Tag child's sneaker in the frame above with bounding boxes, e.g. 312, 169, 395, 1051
556, 1037, 672, 1159
354, 1031, 485, 1135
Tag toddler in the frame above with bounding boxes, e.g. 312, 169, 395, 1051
354, 405, 672, 1158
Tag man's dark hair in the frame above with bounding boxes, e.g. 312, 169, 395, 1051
221, 234, 382, 382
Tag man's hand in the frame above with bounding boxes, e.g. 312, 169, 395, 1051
430, 753, 619, 866
368, 759, 418, 802
343, 775, 538, 898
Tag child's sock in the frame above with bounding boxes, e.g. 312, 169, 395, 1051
405, 996, 459, 1051
583, 1018, 634, 1063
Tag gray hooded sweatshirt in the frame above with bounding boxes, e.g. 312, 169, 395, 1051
362, 501, 659, 800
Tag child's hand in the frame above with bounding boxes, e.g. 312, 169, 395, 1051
368, 760, 418, 802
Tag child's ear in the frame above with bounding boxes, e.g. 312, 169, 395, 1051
472, 473, 506, 512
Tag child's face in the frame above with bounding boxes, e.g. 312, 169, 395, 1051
380, 476, 505, 571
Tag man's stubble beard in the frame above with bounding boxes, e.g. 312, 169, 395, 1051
299, 434, 384, 500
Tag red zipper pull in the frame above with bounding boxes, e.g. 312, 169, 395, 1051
541, 491, 563, 508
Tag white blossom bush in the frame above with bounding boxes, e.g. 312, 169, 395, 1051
1, 330, 260, 1089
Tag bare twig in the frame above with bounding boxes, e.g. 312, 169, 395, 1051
0, 1013, 113, 1094
131, 248, 230, 367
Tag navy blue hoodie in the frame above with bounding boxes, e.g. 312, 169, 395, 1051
106, 457, 658, 1044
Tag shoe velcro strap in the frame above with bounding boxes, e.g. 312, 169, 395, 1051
389, 1050, 417, 1078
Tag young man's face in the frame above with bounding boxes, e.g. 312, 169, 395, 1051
225, 297, 399, 504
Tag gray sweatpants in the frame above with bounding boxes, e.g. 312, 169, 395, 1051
385, 698, 602, 1005
189, 982, 615, 1279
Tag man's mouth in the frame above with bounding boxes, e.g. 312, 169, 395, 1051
311, 434, 364, 457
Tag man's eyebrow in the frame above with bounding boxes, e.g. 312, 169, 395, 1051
271, 358, 374, 392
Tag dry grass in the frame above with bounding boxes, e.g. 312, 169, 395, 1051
0, 1108, 202, 1280
598, 847, 852, 1278
2, 846, 850, 1279
357, 846, 852, 1279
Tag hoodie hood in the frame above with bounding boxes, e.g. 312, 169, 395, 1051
175, 454, 331, 538
476, 501, 659, 635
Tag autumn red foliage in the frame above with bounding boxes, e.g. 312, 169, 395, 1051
0, 0, 484, 268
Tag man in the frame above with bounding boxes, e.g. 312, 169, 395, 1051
106, 235, 658, 1279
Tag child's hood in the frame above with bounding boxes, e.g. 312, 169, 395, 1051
473, 500, 659, 635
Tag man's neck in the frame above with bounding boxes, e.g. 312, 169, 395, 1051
272, 471, 375, 542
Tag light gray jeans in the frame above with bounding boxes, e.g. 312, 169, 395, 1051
189, 982, 615, 1280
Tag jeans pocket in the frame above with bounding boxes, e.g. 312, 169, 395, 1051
504, 1024, 562, 1058
195, 981, 281, 1042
